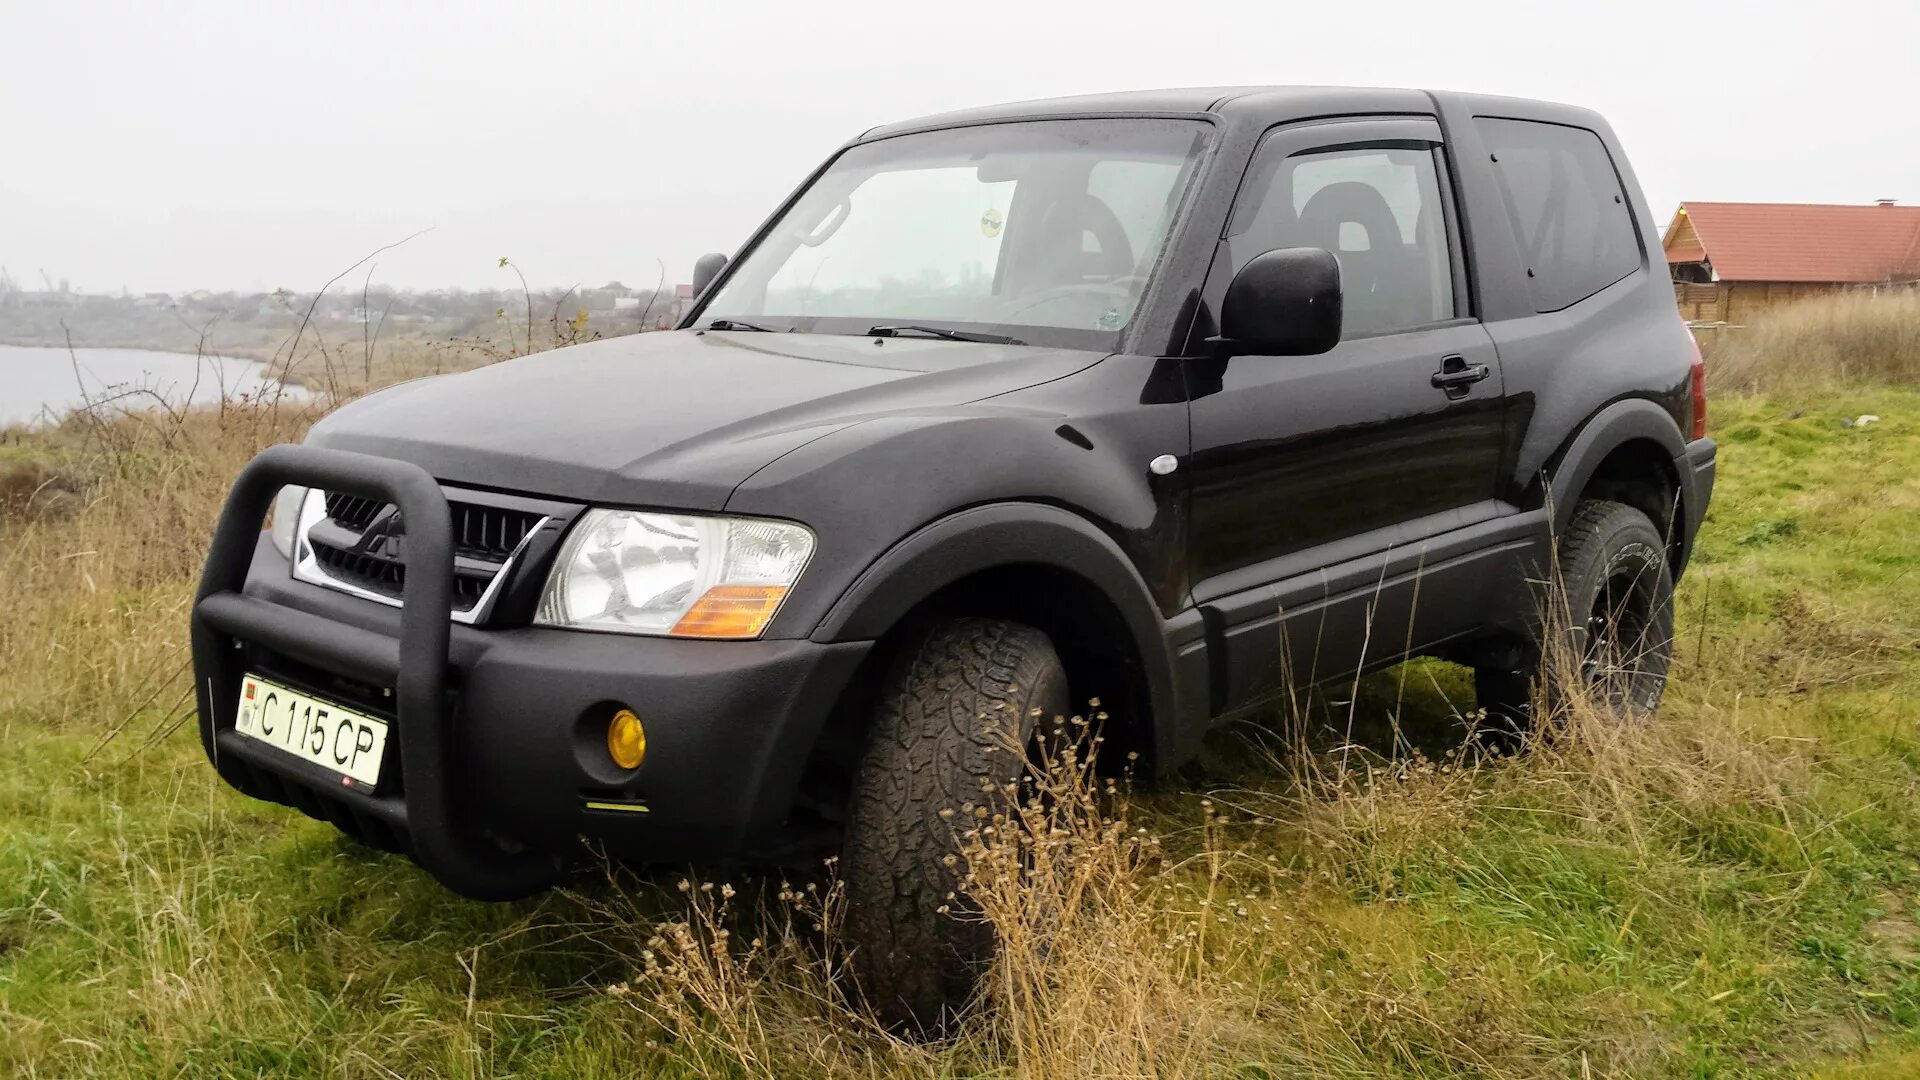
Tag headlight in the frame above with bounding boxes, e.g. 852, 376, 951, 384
535, 509, 815, 639
269, 485, 308, 560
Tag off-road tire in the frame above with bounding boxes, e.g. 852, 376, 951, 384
1477, 499, 1675, 743
842, 617, 1069, 1031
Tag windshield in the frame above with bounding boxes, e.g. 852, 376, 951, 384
701, 118, 1211, 349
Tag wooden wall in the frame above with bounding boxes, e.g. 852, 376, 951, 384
1671, 280, 1841, 325
1666, 213, 1703, 253
1672, 281, 1726, 322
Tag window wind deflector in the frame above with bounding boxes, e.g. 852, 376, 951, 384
704, 319, 778, 332
866, 324, 1026, 346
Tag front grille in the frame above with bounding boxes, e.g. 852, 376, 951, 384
312, 538, 408, 600
301, 490, 549, 617
324, 492, 384, 530
451, 502, 545, 562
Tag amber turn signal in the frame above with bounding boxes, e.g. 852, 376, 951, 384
669, 585, 789, 639
606, 708, 647, 770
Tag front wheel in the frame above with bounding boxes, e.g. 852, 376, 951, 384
1477, 499, 1675, 741
840, 617, 1069, 1031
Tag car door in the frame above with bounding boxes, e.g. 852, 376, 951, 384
1184, 116, 1508, 708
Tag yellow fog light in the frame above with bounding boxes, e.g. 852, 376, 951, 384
606, 708, 647, 770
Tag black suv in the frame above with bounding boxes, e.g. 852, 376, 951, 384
192, 86, 1716, 1024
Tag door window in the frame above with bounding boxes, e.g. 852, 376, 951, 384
1227, 143, 1457, 336
1474, 118, 1641, 313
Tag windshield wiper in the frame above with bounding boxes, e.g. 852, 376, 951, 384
867, 324, 1025, 346
704, 318, 776, 332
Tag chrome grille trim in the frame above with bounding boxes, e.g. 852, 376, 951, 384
290, 489, 549, 625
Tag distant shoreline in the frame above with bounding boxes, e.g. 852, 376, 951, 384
0, 337, 309, 390
0, 335, 277, 364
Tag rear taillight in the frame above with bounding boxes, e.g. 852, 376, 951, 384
1687, 333, 1708, 439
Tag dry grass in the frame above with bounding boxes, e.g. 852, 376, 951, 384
0, 397, 322, 734
597, 630, 1833, 1080
1710, 290, 1920, 392
592, 721, 1255, 1080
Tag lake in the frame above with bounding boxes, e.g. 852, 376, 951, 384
0, 344, 306, 428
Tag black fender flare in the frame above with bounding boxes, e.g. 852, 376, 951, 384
1548, 398, 1686, 525
1546, 396, 1699, 568
809, 502, 1193, 769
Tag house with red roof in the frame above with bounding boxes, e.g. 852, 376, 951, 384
1664, 200, 1920, 323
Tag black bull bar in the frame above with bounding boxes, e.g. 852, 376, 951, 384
190, 444, 557, 899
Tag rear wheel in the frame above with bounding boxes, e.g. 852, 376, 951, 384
841, 617, 1069, 1031
1476, 499, 1674, 742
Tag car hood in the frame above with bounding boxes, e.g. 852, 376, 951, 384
306, 329, 1107, 509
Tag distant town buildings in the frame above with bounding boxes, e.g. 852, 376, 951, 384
0, 271, 681, 338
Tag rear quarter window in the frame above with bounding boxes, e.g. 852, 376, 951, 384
1475, 118, 1641, 313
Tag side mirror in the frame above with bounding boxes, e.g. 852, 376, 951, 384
1216, 247, 1343, 356
691, 252, 728, 296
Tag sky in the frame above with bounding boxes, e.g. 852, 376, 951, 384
2, 0, 1914, 296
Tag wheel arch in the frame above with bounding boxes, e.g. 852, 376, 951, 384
1547, 398, 1693, 575
810, 502, 1193, 772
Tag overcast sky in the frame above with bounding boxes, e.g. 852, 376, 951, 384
3, 0, 1913, 295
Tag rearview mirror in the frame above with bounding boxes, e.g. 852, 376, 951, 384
692, 252, 728, 296
1216, 247, 1342, 356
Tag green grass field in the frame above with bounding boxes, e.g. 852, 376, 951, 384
5, 386, 1920, 1078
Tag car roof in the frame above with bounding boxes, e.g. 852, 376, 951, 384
858, 86, 1443, 141
855, 86, 1610, 144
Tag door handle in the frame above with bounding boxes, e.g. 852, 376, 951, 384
1431, 355, 1491, 397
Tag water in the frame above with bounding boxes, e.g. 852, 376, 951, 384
0, 344, 306, 427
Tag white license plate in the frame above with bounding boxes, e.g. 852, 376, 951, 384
233, 674, 389, 788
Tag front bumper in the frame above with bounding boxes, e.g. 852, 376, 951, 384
192, 446, 870, 900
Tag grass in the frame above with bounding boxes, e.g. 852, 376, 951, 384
5, 337, 1920, 1074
